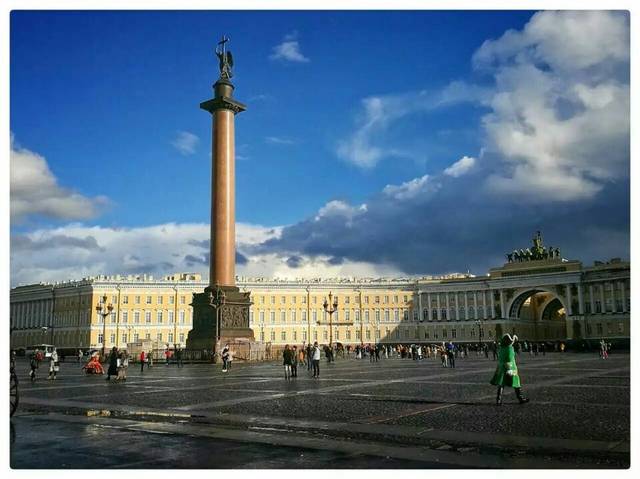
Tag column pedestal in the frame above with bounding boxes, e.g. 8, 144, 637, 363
186, 285, 255, 359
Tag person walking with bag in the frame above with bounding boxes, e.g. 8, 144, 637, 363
491, 334, 530, 406
48, 348, 60, 380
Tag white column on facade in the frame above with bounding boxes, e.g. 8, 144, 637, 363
427, 293, 432, 321
473, 292, 479, 320
464, 292, 469, 320
455, 293, 460, 321
620, 281, 627, 313
436, 293, 441, 321
418, 291, 423, 322
609, 282, 616, 313
445, 292, 450, 321
499, 289, 506, 319
565, 284, 573, 316
589, 285, 595, 313
577, 283, 584, 315
490, 290, 496, 318
600, 283, 606, 313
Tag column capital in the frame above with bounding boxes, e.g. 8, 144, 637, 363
200, 96, 247, 114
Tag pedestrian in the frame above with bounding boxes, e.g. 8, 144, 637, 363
306, 343, 313, 371
312, 341, 321, 378
29, 353, 38, 381
35, 349, 44, 366
541, 342, 546, 356
47, 348, 59, 380
175, 346, 183, 367
291, 345, 299, 377
283, 344, 294, 380
221, 344, 230, 372
447, 343, 456, 368
77, 349, 83, 363
440, 348, 448, 367
490, 334, 530, 406
164, 347, 171, 366
148, 351, 154, 368
105, 347, 118, 381
116, 351, 128, 381
140, 350, 146, 372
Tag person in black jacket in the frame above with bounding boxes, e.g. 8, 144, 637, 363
105, 347, 118, 381
283, 344, 294, 380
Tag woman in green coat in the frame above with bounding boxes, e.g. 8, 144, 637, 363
490, 334, 530, 406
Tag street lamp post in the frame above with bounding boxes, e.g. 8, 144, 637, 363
95, 294, 114, 357
322, 291, 339, 349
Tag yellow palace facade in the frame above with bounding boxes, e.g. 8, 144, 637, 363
9, 255, 630, 352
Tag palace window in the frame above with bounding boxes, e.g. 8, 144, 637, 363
271, 296, 276, 304
168, 311, 174, 324
618, 323, 624, 334
145, 312, 151, 323
179, 311, 185, 324
345, 296, 350, 304
179, 333, 185, 343
281, 311, 286, 323
355, 310, 360, 322
134, 333, 140, 342
301, 311, 307, 322
146, 296, 152, 304
375, 296, 380, 304
168, 333, 174, 343
158, 296, 163, 305
345, 310, 350, 321
98, 333, 104, 344
281, 331, 286, 341
111, 312, 116, 323
366, 330, 371, 340
356, 330, 361, 340
404, 310, 409, 321
375, 310, 380, 322
384, 310, 389, 322
122, 311, 128, 324
180, 296, 185, 304
122, 334, 128, 344
313, 331, 318, 341
441, 309, 447, 320
452, 329, 457, 339
291, 311, 297, 323
394, 296, 399, 304
145, 333, 151, 340
110, 334, 116, 344
123, 296, 129, 304
270, 312, 276, 324
323, 330, 328, 340
169, 296, 174, 305
312, 310, 317, 323
157, 311, 163, 324
293, 331, 297, 341
395, 329, 400, 339
384, 296, 389, 304
259, 311, 265, 323
302, 331, 307, 341
365, 311, 370, 322
336, 331, 340, 340
346, 330, 351, 340
134, 312, 140, 324
271, 331, 276, 341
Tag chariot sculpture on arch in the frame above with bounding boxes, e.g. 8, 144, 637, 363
215, 35, 234, 80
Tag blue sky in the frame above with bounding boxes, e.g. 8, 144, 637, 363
9, 10, 630, 284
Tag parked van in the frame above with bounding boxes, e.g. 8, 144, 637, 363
25, 344, 55, 358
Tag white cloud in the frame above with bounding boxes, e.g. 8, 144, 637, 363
171, 131, 199, 155
337, 86, 486, 169
314, 200, 367, 224
10, 222, 283, 286
476, 11, 629, 202
10, 137, 109, 222
10, 220, 405, 286
383, 175, 437, 200
269, 32, 310, 63
265, 136, 296, 145
443, 156, 476, 177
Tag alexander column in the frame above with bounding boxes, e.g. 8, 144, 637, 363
187, 36, 254, 356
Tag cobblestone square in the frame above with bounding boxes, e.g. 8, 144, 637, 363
11, 351, 630, 468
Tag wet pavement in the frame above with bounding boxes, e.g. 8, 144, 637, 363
10, 352, 630, 468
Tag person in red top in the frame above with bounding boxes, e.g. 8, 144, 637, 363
140, 350, 146, 372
